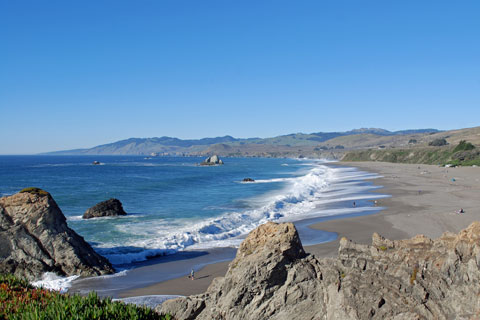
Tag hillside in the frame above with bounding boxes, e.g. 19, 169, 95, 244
45, 128, 441, 157
342, 137, 480, 166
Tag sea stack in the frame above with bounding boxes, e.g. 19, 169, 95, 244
200, 155, 224, 166
0, 188, 114, 281
83, 198, 127, 219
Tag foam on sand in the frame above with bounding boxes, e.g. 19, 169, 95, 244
114, 295, 182, 309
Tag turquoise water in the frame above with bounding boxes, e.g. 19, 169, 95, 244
0, 155, 385, 270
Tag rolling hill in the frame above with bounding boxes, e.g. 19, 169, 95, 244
46, 128, 453, 157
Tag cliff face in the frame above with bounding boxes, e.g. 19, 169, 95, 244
159, 221, 480, 319
0, 191, 114, 280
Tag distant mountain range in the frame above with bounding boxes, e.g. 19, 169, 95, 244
46, 128, 443, 157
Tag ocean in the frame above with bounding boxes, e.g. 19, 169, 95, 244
0, 155, 387, 294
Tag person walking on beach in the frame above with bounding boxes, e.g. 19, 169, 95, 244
190, 268, 195, 280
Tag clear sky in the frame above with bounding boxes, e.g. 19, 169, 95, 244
1, 1, 479, 154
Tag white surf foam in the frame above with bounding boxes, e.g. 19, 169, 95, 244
31, 272, 79, 293
67, 215, 84, 221
92, 162, 384, 265
246, 177, 293, 183
114, 295, 182, 309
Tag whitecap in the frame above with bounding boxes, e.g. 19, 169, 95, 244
90, 162, 385, 265
31, 272, 79, 293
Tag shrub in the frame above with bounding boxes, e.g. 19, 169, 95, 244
453, 140, 475, 153
19, 187, 50, 196
428, 138, 448, 146
408, 139, 417, 144
0, 274, 170, 320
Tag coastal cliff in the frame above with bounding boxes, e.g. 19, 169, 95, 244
0, 189, 114, 280
159, 221, 480, 319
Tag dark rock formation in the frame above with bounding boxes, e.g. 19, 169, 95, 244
429, 138, 448, 146
83, 198, 127, 219
200, 155, 224, 166
242, 178, 255, 182
0, 190, 114, 281
159, 221, 480, 319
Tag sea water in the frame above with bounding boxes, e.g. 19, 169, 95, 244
0, 155, 387, 292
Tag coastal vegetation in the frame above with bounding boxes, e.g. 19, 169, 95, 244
342, 140, 479, 166
19, 187, 49, 196
0, 274, 170, 320
452, 140, 475, 152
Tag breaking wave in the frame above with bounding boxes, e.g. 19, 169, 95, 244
94, 163, 381, 265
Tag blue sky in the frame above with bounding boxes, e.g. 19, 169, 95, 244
1, 1, 479, 154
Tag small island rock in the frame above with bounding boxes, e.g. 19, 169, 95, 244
0, 189, 114, 281
83, 198, 127, 219
200, 155, 224, 166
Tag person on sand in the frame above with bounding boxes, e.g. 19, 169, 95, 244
190, 268, 195, 280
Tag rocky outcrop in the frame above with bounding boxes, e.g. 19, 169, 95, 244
0, 189, 114, 281
200, 155, 224, 166
159, 221, 480, 319
83, 198, 127, 219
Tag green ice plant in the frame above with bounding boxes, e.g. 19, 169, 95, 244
0, 274, 171, 320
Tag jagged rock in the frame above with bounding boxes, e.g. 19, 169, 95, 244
0, 189, 114, 281
83, 198, 127, 219
200, 155, 224, 166
159, 221, 480, 319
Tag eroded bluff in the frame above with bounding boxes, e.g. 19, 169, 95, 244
159, 221, 480, 319
0, 190, 114, 280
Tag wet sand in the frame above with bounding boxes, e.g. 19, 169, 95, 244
120, 162, 480, 298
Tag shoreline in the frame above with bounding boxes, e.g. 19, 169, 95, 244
118, 161, 480, 298
70, 160, 377, 297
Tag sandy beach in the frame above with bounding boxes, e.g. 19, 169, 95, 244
120, 161, 480, 298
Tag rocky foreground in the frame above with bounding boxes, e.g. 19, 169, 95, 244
0, 189, 114, 280
159, 222, 480, 319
